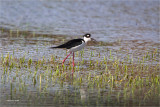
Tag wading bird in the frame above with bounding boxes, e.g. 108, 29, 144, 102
51, 33, 96, 72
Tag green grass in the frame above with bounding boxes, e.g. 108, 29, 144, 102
0, 47, 159, 106
0, 28, 159, 106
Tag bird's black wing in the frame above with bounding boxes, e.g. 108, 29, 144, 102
51, 38, 84, 49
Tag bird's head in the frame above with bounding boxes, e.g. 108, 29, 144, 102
83, 33, 96, 43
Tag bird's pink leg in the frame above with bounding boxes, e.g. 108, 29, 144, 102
72, 52, 74, 67
72, 52, 75, 73
62, 52, 72, 66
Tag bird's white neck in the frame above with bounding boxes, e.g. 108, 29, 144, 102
83, 36, 91, 43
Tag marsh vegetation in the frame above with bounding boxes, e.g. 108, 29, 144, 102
0, 29, 159, 106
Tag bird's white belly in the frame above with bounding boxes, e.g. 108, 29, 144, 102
69, 43, 86, 52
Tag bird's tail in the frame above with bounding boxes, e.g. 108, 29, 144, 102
50, 46, 58, 49
50, 44, 66, 49
50, 45, 65, 49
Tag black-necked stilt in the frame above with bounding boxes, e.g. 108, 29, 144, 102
51, 33, 96, 72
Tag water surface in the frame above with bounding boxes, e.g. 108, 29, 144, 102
0, 0, 159, 106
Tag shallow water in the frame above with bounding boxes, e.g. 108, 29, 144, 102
0, 0, 159, 42
0, 0, 160, 106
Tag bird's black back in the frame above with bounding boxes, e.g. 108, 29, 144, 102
51, 38, 84, 49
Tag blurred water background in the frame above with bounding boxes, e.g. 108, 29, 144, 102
0, 0, 159, 42
0, 0, 159, 106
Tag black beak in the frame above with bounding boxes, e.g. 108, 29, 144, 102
91, 38, 97, 42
